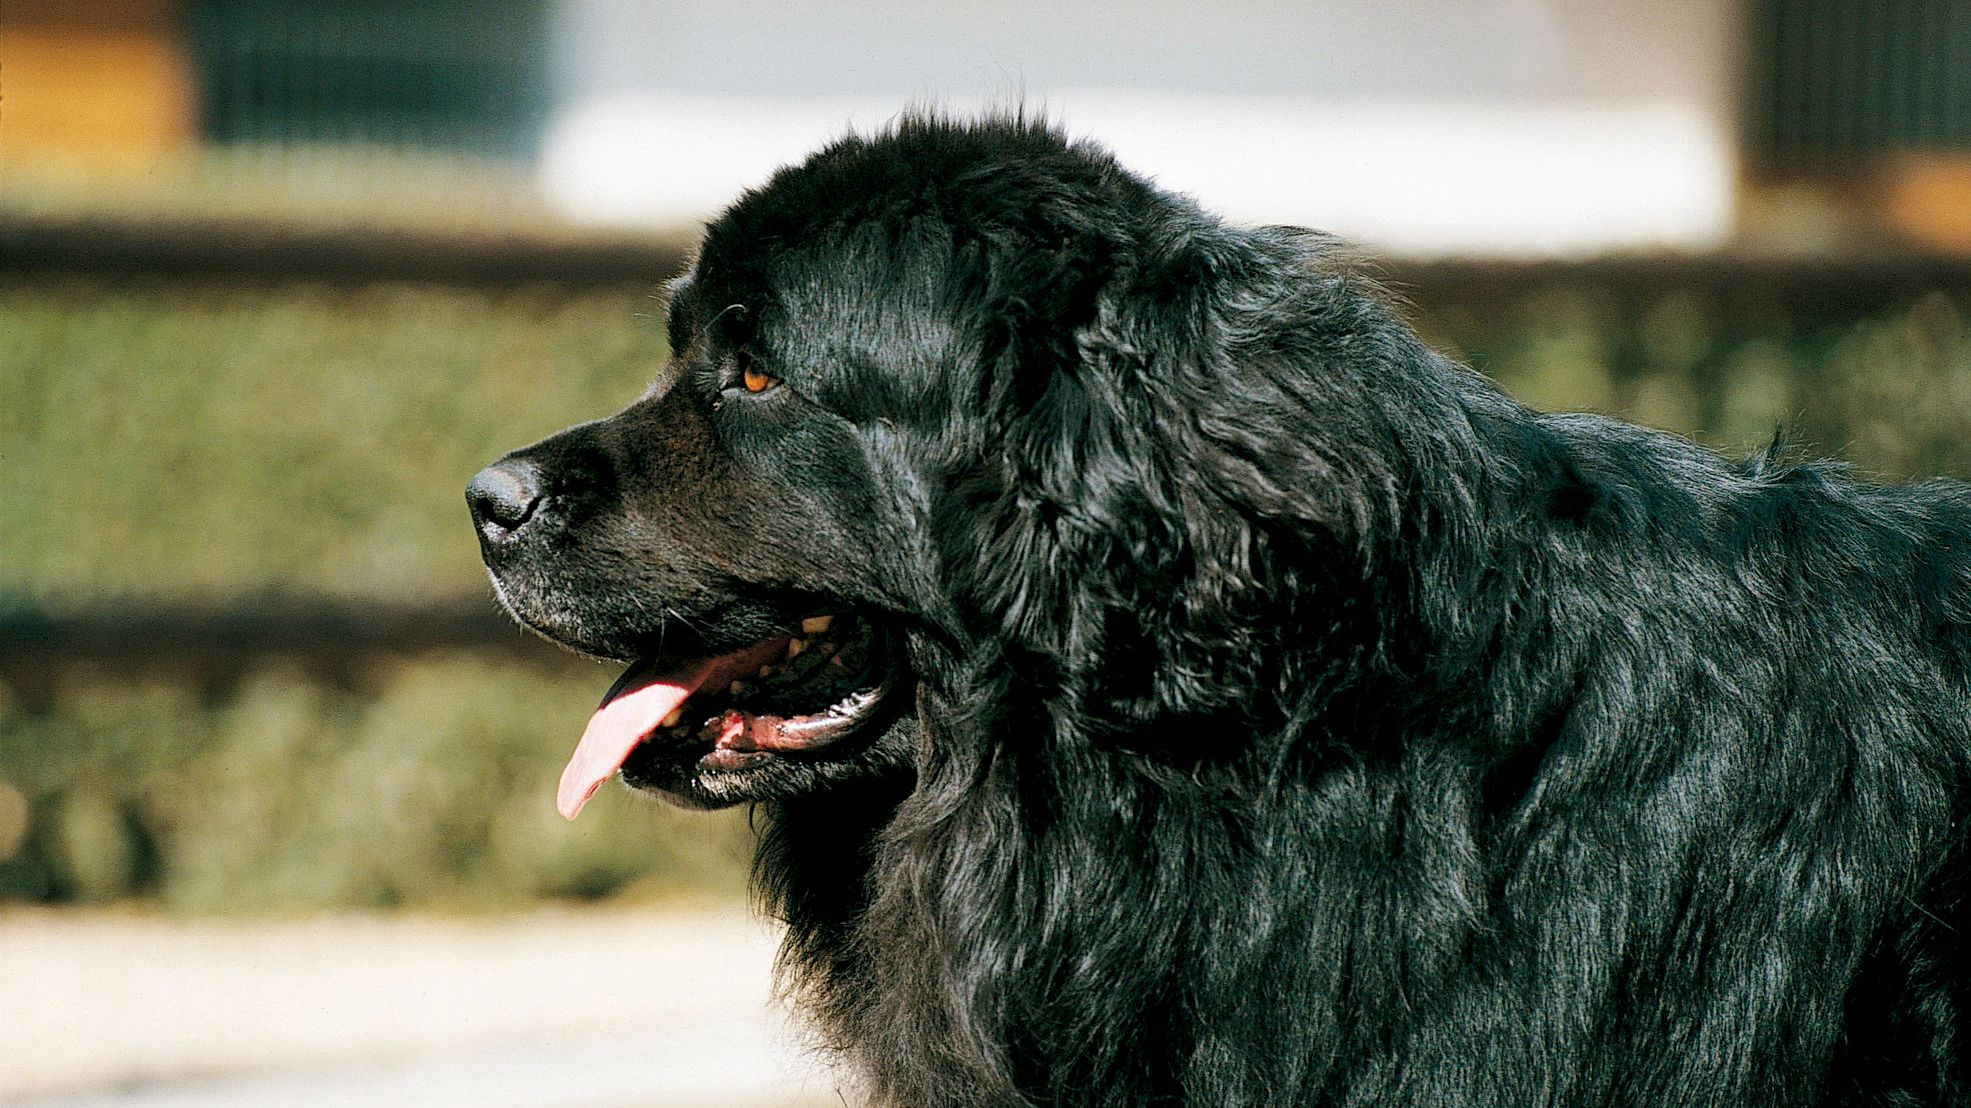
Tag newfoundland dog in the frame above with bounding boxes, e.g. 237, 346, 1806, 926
468, 116, 1971, 1105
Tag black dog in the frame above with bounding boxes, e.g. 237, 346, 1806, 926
469, 116, 1971, 1106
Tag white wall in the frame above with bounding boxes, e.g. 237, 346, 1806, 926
539, 0, 1741, 257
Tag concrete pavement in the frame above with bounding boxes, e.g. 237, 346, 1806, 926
0, 905, 850, 1107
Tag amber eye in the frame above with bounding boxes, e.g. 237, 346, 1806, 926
741, 365, 780, 393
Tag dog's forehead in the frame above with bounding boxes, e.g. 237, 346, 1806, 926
692, 215, 963, 346
781, 221, 955, 310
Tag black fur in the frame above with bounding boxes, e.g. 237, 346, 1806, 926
475, 116, 1971, 1105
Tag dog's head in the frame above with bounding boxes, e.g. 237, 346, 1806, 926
470, 117, 1416, 815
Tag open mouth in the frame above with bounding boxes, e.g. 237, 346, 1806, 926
556, 611, 900, 818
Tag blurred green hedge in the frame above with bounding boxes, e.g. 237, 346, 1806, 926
0, 655, 752, 910
1418, 283, 1971, 480
2, 272, 1967, 911
2, 277, 669, 603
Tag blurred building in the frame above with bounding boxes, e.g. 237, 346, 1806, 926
2, 0, 548, 164
1, 0, 1967, 256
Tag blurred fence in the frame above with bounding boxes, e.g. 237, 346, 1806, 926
4, 212, 1968, 912
0, 214, 687, 286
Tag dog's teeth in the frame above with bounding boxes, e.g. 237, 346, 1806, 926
659, 707, 683, 728
787, 638, 807, 658
801, 615, 834, 636
728, 680, 749, 695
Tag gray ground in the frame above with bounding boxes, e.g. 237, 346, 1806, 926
0, 906, 849, 1107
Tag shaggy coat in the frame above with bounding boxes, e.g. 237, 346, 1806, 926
475, 118, 1971, 1106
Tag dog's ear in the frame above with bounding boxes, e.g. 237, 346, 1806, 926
940, 223, 1410, 745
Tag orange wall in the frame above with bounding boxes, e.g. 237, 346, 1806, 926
1, 0, 195, 169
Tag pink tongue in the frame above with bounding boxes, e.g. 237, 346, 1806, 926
556, 634, 794, 820
557, 659, 713, 820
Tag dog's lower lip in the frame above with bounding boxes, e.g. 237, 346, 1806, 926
699, 747, 773, 772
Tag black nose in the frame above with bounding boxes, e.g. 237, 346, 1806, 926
467, 458, 544, 542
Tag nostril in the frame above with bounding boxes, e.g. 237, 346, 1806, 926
467, 458, 545, 539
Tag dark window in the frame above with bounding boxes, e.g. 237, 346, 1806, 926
1752, 0, 1971, 159
189, 0, 549, 158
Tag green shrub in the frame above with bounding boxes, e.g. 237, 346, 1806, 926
1, 277, 669, 602
1420, 284, 1971, 477
0, 655, 752, 910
